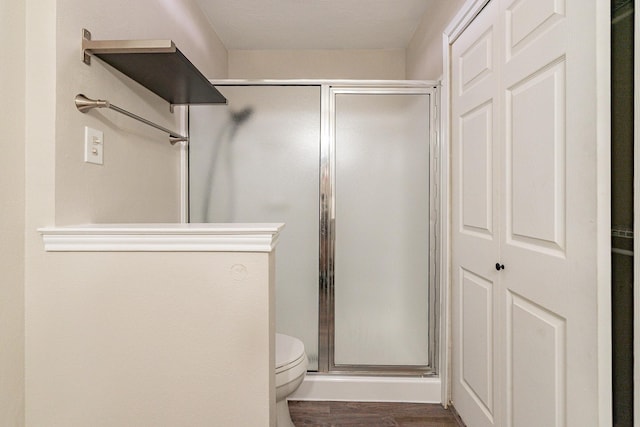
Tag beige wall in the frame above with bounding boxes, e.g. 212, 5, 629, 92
24, 1, 57, 426
229, 2, 467, 82
228, 49, 406, 79
27, 250, 274, 426
55, 0, 228, 224
0, 0, 26, 425
406, 0, 466, 79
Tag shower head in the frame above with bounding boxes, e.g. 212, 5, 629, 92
230, 107, 253, 125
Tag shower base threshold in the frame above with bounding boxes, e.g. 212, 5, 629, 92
289, 374, 441, 403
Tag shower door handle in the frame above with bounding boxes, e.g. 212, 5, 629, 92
495, 263, 505, 271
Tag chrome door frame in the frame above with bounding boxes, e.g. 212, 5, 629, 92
320, 84, 440, 376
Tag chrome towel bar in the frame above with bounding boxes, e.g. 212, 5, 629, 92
74, 94, 188, 145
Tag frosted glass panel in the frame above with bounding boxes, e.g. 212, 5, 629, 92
334, 93, 430, 366
189, 86, 320, 370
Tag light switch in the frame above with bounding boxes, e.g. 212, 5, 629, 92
84, 126, 103, 165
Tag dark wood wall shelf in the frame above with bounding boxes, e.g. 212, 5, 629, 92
82, 29, 227, 105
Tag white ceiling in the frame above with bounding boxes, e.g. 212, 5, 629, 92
195, 0, 434, 50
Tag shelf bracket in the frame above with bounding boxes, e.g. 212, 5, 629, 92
83, 29, 91, 65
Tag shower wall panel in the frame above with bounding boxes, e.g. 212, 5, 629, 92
189, 86, 321, 369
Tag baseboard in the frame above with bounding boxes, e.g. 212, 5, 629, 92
289, 375, 442, 403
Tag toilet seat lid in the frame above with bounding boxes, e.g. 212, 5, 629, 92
276, 333, 305, 369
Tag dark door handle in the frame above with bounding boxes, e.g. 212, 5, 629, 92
495, 263, 505, 271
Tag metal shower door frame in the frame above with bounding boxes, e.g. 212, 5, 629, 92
319, 84, 440, 376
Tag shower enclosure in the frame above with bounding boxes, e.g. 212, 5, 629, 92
189, 81, 439, 377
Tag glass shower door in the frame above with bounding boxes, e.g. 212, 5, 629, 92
330, 89, 433, 371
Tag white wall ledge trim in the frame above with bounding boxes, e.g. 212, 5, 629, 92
39, 223, 285, 252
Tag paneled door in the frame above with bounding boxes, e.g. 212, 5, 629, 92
450, 0, 610, 426
451, 2, 501, 426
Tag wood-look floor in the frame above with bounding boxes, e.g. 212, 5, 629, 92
288, 401, 465, 427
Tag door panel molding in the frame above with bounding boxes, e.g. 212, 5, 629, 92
459, 28, 495, 94
460, 267, 495, 418
505, 58, 566, 257
505, 0, 566, 59
506, 290, 566, 427
460, 100, 495, 238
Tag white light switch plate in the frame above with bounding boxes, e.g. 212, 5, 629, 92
84, 126, 104, 165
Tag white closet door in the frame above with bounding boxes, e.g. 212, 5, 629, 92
451, 2, 501, 426
499, 0, 572, 425
451, 0, 610, 426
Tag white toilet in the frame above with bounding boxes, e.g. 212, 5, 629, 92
275, 333, 307, 427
